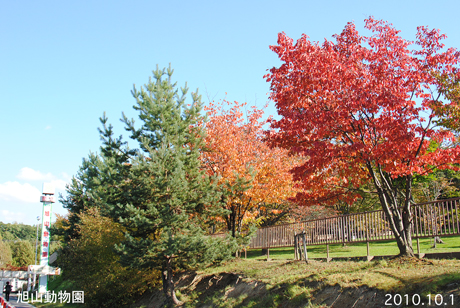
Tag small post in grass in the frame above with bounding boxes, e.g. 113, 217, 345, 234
294, 233, 298, 260
367, 241, 371, 261
366, 222, 372, 261
302, 231, 308, 262
296, 233, 303, 261
326, 244, 330, 262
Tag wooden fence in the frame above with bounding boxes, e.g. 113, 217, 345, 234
248, 198, 460, 249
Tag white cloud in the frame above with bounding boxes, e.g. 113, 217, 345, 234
0, 181, 41, 203
1, 210, 28, 224
0, 168, 72, 225
50, 179, 68, 191
16, 167, 55, 181
45, 125, 52, 130
61, 172, 73, 183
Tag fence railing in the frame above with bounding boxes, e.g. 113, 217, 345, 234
247, 198, 460, 249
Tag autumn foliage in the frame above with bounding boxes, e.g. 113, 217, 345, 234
202, 100, 299, 235
265, 17, 460, 203
265, 17, 460, 255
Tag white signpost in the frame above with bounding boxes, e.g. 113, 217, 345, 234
38, 183, 55, 294
29, 265, 61, 276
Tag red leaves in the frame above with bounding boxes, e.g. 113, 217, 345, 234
265, 18, 460, 206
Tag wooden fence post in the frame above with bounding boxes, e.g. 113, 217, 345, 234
302, 232, 308, 262
367, 241, 370, 261
294, 233, 298, 260
297, 234, 303, 261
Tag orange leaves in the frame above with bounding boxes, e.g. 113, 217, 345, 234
202, 100, 299, 227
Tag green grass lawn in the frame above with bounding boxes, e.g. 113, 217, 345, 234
245, 235, 460, 260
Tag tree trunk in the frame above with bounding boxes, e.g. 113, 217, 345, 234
367, 164, 415, 257
162, 257, 181, 306
394, 207, 415, 257
225, 205, 237, 238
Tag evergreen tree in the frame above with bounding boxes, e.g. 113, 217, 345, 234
60, 66, 233, 305
108, 65, 231, 305
60, 121, 135, 241
61, 66, 235, 305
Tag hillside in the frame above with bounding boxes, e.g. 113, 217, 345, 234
33, 239, 460, 307
0, 221, 37, 241
128, 257, 460, 308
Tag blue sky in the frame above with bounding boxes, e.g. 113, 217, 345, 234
1, 0, 459, 225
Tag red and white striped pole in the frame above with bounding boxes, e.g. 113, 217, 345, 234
38, 183, 55, 295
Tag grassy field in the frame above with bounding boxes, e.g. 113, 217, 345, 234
245, 235, 460, 260
174, 237, 460, 307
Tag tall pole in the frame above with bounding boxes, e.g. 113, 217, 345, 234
34, 216, 40, 265
38, 183, 55, 295
32, 216, 40, 291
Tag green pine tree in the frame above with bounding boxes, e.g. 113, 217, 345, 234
60, 118, 135, 241
103, 65, 232, 305
61, 65, 235, 305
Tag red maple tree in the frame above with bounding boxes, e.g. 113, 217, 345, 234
265, 17, 460, 256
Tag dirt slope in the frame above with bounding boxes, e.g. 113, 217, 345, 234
131, 270, 460, 308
